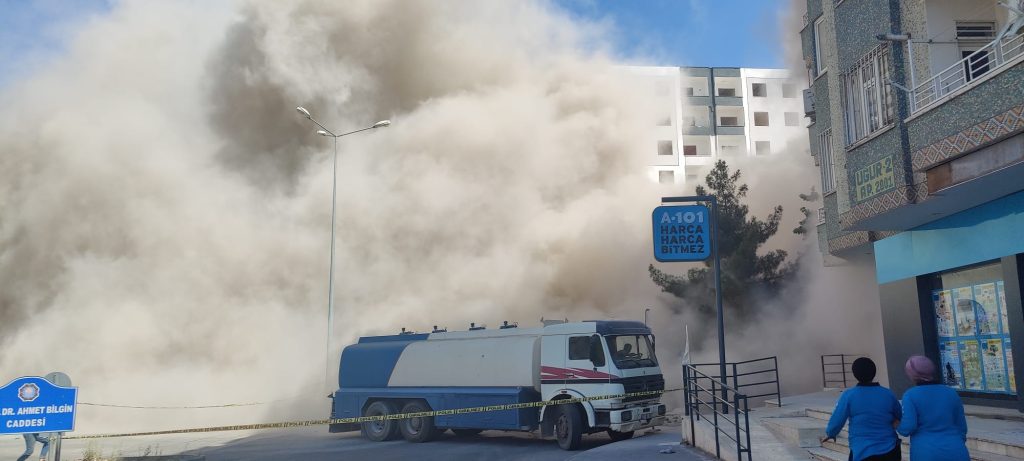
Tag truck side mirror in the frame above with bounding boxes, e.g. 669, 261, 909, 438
589, 334, 606, 367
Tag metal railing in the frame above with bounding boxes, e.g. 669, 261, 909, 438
821, 354, 862, 389
690, 356, 782, 407
910, 32, 1024, 114
683, 365, 752, 461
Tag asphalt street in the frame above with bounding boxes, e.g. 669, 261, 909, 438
2, 426, 710, 461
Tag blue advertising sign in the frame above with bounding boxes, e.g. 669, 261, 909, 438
0, 377, 77, 434
652, 205, 711, 262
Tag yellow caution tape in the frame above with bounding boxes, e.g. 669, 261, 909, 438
66, 388, 681, 440
79, 401, 269, 409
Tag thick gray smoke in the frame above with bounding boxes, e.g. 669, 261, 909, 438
0, 0, 665, 436
0, 0, 886, 448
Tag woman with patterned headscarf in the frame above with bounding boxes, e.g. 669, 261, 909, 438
897, 355, 970, 460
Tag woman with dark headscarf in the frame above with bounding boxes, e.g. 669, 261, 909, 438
823, 357, 902, 461
897, 355, 969, 461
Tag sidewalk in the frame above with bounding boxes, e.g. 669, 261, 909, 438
571, 427, 714, 461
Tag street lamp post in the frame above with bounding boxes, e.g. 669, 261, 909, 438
296, 106, 390, 388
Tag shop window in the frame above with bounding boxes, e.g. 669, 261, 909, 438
929, 261, 1015, 394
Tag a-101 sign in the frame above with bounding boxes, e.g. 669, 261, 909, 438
652, 205, 711, 262
0, 376, 77, 434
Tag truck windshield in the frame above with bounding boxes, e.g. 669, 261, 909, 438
606, 335, 658, 369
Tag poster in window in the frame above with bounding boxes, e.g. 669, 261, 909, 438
974, 283, 1000, 335
939, 341, 962, 388
983, 339, 1007, 391
997, 282, 1008, 334
933, 290, 955, 337
955, 287, 977, 336
960, 340, 983, 390
1007, 339, 1016, 392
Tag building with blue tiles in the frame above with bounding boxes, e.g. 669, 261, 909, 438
800, 0, 1024, 409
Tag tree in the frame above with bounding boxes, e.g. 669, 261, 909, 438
649, 160, 793, 319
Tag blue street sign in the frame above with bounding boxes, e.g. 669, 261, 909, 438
0, 377, 77, 434
652, 205, 711, 262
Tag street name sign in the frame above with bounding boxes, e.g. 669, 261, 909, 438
652, 205, 711, 262
0, 376, 77, 434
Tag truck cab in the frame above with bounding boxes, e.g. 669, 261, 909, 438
538, 321, 666, 446
330, 320, 665, 450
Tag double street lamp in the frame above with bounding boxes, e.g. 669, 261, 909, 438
296, 106, 391, 387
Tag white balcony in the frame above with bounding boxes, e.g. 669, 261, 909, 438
910, 32, 1024, 115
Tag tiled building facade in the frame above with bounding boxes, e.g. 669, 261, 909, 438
801, 0, 1024, 408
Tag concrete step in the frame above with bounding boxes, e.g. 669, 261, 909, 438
807, 447, 845, 461
760, 417, 826, 448
805, 407, 833, 423
971, 450, 1024, 461
970, 434, 1024, 459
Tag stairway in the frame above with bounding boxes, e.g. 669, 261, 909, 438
760, 406, 1024, 461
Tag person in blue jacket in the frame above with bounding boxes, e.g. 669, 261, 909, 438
897, 355, 970, 461
823, 357, 902, 461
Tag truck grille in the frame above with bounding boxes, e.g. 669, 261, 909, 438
618, 375, 665, 402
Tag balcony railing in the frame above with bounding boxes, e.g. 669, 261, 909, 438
910, 32, 1024, 115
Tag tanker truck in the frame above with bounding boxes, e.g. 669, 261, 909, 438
329, 320, 666, 450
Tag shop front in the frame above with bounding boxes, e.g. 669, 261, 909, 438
873, 191, 1024, 409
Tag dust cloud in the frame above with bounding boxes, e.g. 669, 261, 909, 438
0, 0, 884, 442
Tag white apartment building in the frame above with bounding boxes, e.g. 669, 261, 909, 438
625, 66, 809, 185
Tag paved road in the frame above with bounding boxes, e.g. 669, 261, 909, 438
1, 426, 709, 460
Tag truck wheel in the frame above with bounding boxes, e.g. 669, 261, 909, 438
607, 429, 634, 442
361, 400, 400, 442
399, 401, 439, 443
452, 428, 483, 436
554, 405, 584, 450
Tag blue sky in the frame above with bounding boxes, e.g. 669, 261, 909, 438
553, 0, 788, 68
0, 0, 788, 88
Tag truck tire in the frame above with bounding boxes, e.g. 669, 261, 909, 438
398, 401, 439, 443
554, 404, 584, 450
451, 428, 483, 436
361, 400, 400, 442
607, 429, 634, 442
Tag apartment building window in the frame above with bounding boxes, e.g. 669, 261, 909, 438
682, 116, 696, 127
843, 46, 894, 145
752, 83, 767, 97
720, 116, 739, 126
755, 141, 771, 155
956, 21, 996, 40
685, 87, 695, 96
754, 112, 770, 126
782, 84, 798, 98
785, 112, 800, 126
718, 88, 736, 97
819, 127, 836, 194
657, 140, 674, 156
957, 22, 996, 83
813, 17, 827, 76
657, 116, 672, 126
720, 144, 739, 154
683, 145, 698, 156
659, 170, 675, 184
